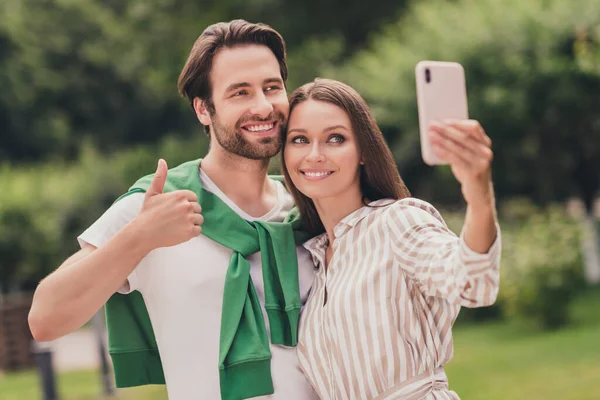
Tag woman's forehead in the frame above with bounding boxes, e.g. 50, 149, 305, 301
288, 100, 351, 132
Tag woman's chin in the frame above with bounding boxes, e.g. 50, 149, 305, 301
297, 187, 335, 202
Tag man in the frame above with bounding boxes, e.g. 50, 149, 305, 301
28, 20, 319, 400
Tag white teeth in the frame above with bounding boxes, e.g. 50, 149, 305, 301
304, 171, 332, 177
246, 123, 274, 132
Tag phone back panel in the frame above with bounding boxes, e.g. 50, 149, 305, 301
415, 61, 469, 165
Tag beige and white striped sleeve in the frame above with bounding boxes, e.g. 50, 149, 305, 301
386, 198, 501, 308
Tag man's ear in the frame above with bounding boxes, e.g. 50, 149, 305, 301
193, 97, 212, 127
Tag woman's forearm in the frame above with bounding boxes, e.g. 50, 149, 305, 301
462, 183, 498, 253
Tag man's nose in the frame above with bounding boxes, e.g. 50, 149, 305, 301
250, 93, 274, 119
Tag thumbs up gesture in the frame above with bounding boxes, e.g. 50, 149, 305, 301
135, 159, 204, 250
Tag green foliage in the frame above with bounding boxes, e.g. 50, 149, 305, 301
286, 35, 346, 90
440, 201, 585, 329
0, 0, 198, 161
499, 201, 585, 329
0, 134, 208, 292
340, 0, 600, 208
0, 0, 407, 164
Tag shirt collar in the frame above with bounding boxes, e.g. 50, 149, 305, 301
303, 199, 396, 261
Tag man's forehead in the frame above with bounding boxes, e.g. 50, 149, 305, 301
210, 44, 282, 90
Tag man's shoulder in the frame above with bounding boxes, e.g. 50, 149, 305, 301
101, 192, 145, 224
78, 192, 145, 249
127, 158, 203, 195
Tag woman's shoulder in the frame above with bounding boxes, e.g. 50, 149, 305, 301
376, 197, 446, 227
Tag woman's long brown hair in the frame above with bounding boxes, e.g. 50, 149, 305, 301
281, 78, 411, 237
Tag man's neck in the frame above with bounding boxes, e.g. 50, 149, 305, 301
200, 151, 278, 218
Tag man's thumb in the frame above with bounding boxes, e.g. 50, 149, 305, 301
148, 159, 168, 196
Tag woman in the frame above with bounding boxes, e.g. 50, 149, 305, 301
281, 78, 501, 400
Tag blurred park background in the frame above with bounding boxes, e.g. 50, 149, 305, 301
1, 0, 599, 398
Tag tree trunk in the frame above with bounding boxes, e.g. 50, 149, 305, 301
575, 156, 600, 284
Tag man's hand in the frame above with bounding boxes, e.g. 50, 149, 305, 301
429, 120, 494, 208
135, 159, 204, 250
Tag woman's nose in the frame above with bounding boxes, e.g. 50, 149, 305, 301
305, 143, 326, 163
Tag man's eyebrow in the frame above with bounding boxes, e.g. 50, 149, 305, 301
224, 82, 250, 93
224, 78, 283, 94
264, 77, 284, 86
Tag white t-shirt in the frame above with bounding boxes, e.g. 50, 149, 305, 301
78, 169, 318, 400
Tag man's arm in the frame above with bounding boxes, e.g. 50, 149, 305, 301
28, 159, 203, 342
28, 222, 151, 342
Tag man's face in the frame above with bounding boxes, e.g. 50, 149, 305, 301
205, 44, 289, 160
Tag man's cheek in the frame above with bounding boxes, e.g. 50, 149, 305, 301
277, 107, 290, 121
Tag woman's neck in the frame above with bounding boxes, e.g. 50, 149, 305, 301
313, 186, 365, 245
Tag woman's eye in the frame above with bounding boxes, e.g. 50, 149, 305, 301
328, 134, 345, 143
290, 136, 308, 144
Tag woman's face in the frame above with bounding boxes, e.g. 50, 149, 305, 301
284, 99, 362, 202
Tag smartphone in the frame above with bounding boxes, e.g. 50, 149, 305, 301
415, 61, 469, 165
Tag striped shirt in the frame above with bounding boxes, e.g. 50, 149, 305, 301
297, 198, 501, 400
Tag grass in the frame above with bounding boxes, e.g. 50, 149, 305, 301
447, 287, 600, 400
1, 288, 599, 400
0, 369, 167, 400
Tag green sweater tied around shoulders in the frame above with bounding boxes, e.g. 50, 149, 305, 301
104, 159, 309, 400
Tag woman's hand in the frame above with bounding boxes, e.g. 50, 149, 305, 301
429, 119, 494, 208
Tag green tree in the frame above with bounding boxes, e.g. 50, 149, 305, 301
0, 0, 409, 164
0, 0, 210, 162
340, 0, 600, 211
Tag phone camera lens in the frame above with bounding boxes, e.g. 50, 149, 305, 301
425, 68, 431, 83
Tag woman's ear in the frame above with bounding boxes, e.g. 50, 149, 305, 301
359, 151, 365, 165
193, 97, 212, 127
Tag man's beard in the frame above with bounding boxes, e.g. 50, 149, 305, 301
211, 111, 286, 160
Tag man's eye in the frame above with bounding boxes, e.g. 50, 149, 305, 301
328, 134, 345, 143
291, 136, 308, 144
265, 86, 281, 92
233, 90, 248, 97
